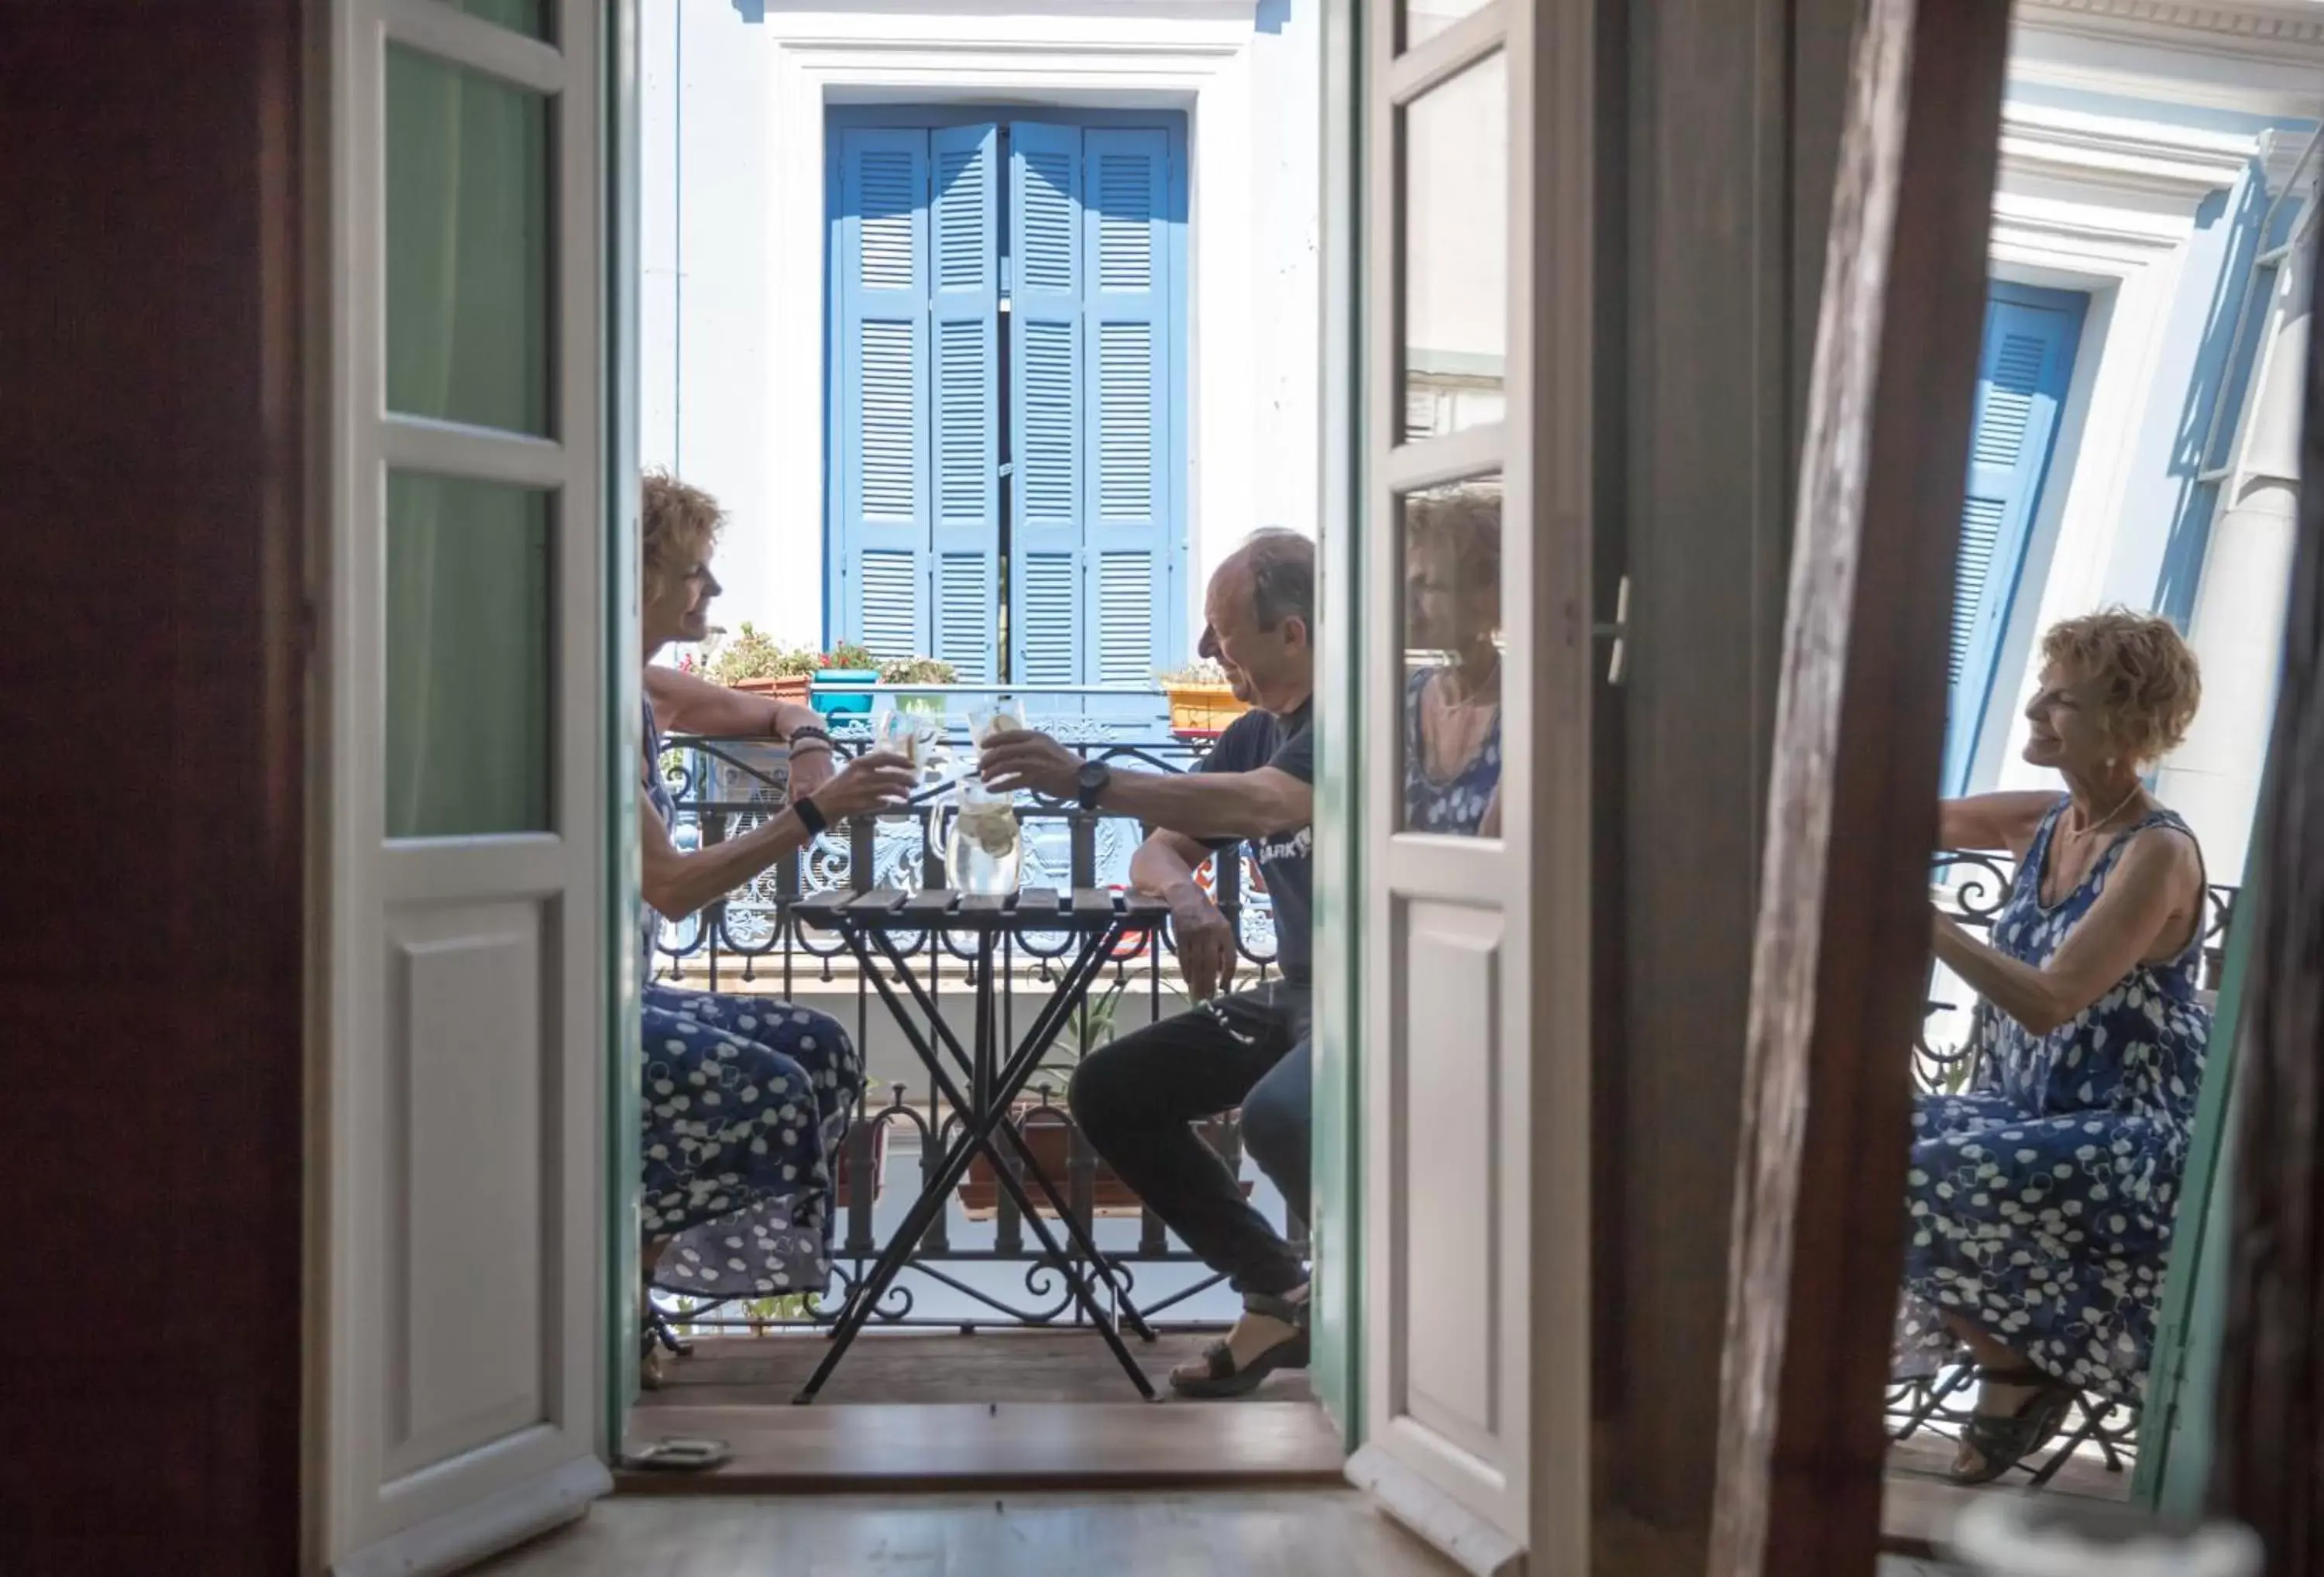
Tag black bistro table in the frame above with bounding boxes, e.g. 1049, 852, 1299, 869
788, 883, 1172, 1403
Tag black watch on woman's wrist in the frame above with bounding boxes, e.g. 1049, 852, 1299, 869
793, 795, 829, 837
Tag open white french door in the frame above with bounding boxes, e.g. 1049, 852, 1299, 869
1345, 1, 1593, 1573
316, 1, 619, 1571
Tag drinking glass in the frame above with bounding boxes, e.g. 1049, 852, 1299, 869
872, 705, 928, 770
969, 695, 1028, 747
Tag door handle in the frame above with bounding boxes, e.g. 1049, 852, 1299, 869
1592, 575, 1631, 687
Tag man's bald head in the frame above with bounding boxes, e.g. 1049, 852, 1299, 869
1214, 527, 1317, 634
1202, 528, 1317, 713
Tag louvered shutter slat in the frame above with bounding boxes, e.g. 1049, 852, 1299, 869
834, 129, 932, 661
1943, 287, 2087, 792
1008, 122, 1088, 692
1083, 129, 1173, 697
929, 123, 1001, 685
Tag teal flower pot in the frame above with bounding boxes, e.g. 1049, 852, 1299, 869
813, 668, 879, 716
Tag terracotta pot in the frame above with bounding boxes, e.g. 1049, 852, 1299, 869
832, 1119, 886, 1200
729, 674, 812, 706
1164, 681, 1250, 738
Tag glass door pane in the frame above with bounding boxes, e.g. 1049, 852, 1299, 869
1397, 476, 1505, 835
1398, 51, 1507, 441
384, 472, 555, 838
386, 43, 553, 435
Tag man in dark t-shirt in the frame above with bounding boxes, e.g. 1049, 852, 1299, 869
980, 531, 1318, 1399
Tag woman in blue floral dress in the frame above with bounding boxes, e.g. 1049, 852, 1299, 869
1901, 610, 2210, 1482
633, 474, 913, 1379
1403, 483, 1504, 837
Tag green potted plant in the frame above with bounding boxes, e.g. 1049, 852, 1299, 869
701, 623, 818, 706
1157, 657, 1249, 738
879, 655, 958, 726
812, 641, 882, 718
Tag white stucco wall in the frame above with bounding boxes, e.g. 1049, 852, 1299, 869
640, 0, 1321, 655
1965, 8, 2322, 876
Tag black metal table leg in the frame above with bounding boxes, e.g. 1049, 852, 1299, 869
863, 923, 1160, 1343
794, 919, 1164, 1401
794, 921, 1159, 1401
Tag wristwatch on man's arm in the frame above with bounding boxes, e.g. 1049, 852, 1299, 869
1075, 760, 1112, 811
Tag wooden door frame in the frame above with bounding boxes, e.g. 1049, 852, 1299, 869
1709, 2, 2016, 1574
2214, 246, 2324, 1570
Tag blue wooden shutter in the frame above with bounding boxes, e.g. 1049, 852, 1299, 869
1008, 121, 1086, 689
928, 124, 1002, 683
833, 128, 931, 660
1943, 283, 2087, 792
1006, 122, 1184, 699
1081, 128, 1174, 689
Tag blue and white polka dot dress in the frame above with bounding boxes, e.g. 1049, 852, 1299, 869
640, 702, 862, 1299
1895, 802, 2210, 1403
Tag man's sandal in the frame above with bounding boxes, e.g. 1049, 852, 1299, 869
1949, 1364, 2078, 1486
1169, 1292, 1311, 1400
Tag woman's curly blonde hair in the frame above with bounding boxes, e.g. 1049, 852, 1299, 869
2040, 608, 2201, 767
1405, 482, 1504, 636
642, 469, 724, 601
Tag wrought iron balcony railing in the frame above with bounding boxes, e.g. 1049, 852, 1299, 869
647, 712, 1291, 1338
647, 709, 2236, 1482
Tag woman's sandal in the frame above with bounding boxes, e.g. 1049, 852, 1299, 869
1949, 1364, 2078, 1486
1169, 1292, 1311, 1400
639, 1301, 690, 1393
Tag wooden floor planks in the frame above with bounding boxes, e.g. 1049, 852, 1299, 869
637, 1328, 1314, 1408
1881, 1430, 2130, 1555
474, 1490, 1980, 1576
622, 1401, 1344, 1492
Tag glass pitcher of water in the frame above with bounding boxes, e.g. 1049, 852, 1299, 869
946, 776, 1023, 896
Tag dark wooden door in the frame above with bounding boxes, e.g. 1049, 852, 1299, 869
0, 4, 311, 1572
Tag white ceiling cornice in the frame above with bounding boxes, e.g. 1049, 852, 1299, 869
1999, 101, 2259, 201
2010, 2, 2324, 119
2020, 0, 2324, 47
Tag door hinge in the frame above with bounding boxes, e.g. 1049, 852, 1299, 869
1593, 574, 1631, 686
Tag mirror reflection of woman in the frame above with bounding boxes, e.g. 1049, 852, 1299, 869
1897, 610, 2210, 1483
1403, 486, 1503, 837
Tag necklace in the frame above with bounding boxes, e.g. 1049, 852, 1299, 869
1438, 655, 1501, 711
2065, 782, 2142, 839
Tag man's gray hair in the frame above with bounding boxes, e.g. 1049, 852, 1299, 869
1239, 527, 1316, 631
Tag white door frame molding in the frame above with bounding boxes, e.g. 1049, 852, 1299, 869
313, 1, 612, 1571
